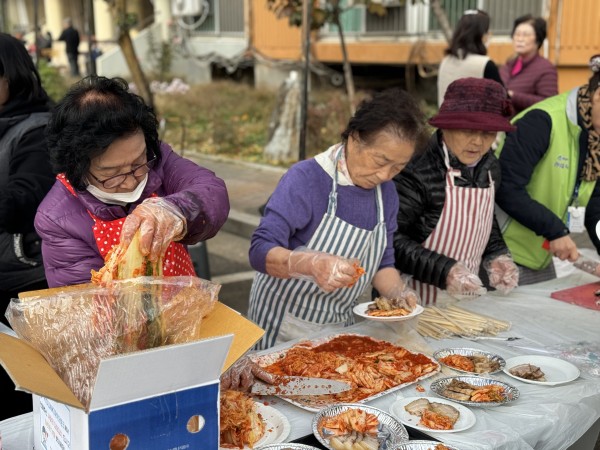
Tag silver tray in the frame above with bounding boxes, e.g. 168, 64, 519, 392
430, 376, 520, 407
433, 347, 506, 375
257, 445, 321, 450
250, 333, 440, 412
396, 440, 460, 450
313, 403, 409, 450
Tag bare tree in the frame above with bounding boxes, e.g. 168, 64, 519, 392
267, 0, 391, 115
430, 0, 452, 43
104, 0, 154, 109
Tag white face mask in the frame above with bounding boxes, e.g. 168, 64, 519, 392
86, 174, 148, 206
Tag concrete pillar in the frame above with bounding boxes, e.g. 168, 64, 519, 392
43, 0, 64, 43
154, 0, 172, 41
93, 0, 115, 42
40, 0, 67, 69
254, 61, 293, 90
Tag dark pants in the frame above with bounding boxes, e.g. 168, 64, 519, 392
517, 262, 557, 286
1, 279, 48, 420
67, 52, 80, 76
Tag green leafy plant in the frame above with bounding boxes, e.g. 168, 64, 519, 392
37, 60, 69, 102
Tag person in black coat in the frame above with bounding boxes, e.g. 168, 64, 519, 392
58, 17, 80, 76
0, 32, 54, 420
393, 78, 519, 304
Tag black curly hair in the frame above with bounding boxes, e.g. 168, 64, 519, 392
46, 75, 161, 190
340, 88, 429, 156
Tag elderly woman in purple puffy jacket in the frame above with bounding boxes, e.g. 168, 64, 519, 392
35, 76, 229, 287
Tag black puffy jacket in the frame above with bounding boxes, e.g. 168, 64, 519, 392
393, 131, 509, 289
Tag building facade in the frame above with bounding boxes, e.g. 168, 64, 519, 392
2, 0, 598, 92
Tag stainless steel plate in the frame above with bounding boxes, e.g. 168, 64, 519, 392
396, 440, 460, 450
257, 444, 321, 450
313, 403, 409, 450
430, 376, 520, 407
433, 347, 506, 375
250, 333, 440, 412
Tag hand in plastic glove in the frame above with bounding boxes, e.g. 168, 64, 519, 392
288, 247, 362, 293
573, 254, 600, 277
548, 235, 579, 262
485, 254, 519, 294
446, 263, 487, 298
384, 284, 420, 309
220, 357, 278, 392
121, 198, 187, 261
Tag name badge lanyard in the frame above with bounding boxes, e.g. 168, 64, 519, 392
543, 178, 584, 250
566, 178, 586, 233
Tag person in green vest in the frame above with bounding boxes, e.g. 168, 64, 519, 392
495, 54, 600, 285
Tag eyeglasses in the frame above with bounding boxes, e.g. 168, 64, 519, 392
89, 152, 157, 189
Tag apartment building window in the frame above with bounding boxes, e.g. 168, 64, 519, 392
181, 0, 244, 35
323, 2, 408, 36
365, 5, 407, 34
429, 0, 544, 34
323, 0, 543, 38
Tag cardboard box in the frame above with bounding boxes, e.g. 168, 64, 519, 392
0, 284, 264, 450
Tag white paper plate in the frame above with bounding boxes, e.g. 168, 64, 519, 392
257, 444, 321, 450
353, 302, 424, 322
220, 402, 291, 450
503, 355, 580, 386
389, 396, 476, 433
396, 440, 461, 450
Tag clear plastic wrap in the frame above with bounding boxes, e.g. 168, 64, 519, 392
5, 276, 220, 409
445, 263, 487, 299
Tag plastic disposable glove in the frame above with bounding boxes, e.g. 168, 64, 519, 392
484, 254, 519, 294
220, 356, 278, 392
573, 254, 600, 277
121, 198, 187, 261
288, 247, 363, 293
383, 284, 420, 309
446, 263, 487, 299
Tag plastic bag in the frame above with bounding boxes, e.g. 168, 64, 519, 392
550, 341, 600, 377
6, 276, 220, 409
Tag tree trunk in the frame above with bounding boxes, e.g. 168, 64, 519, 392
117, 32, 154, 109
332, 7, 356, 115
108, 0, 154, 109
430, 0, 453, 44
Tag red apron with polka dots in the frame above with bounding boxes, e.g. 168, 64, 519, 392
57, 174, 196, 276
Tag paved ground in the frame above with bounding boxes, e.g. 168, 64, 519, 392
184, 153, 285, 315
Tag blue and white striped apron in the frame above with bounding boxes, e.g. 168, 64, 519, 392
248, 151, 387, 350
411, 144, 495, 305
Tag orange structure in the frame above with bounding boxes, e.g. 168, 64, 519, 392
251, 0, 600, 92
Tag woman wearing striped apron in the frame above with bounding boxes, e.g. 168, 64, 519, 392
246, 89, 429, 351
393, 78, 520, 305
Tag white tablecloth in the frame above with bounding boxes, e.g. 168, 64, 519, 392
2, 273, 600, 450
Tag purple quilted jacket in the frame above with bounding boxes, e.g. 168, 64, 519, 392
35, 143, 230, 287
